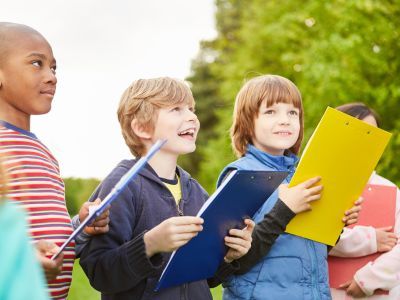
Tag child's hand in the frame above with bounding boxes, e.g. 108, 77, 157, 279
278, 176, 322, 214
376, 226, 398, 252
143, 216, 204, 257
35, 240, 64, 281
343, 197, 363, 225
79, 198, 110, 235
339, 279, 366, 298
224, 219, 255, 263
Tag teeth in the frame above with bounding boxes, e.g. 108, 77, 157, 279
179, 128, 195, 135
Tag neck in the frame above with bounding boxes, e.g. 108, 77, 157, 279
147, 151, 178, 180
0, 101, 30, 130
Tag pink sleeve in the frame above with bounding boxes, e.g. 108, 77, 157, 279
330, 226, 377, 257
353, 185, 400, 295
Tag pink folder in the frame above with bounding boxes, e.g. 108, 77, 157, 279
328, 184, 397, 293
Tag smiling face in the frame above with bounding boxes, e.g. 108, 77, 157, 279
149, 103, 199, 157
0, 26, 57, 128
252, 102, 300, 156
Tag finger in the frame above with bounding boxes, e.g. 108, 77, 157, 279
224, 242, 247, 254
355, 197, 364, 205
91, 225, 109, 234
173, 224, 203, 234
170, 216, 204, 226
338, 281, 351, 289
92, 217, 110, 227
307, 185, 323, 195
301, 176, 322, 188
172, 232, 199, 243
345, 206, 361, 215
243, 219, 255, 231
307, 194, 321, 202
92, 198, 101, 205
225, 235, 251, 246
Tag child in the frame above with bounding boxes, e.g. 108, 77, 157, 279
0, 157, 49, 299
217, 75, 360, 300
329, 103, 400, 299
0, 22, 109, 299
79, 77, 254, 300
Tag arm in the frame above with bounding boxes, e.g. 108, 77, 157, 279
207, 219, 255, 287
349, 187, 400, 296
235, 199, 295, 275
79, 174, 163, 294
329, 226, 377, 257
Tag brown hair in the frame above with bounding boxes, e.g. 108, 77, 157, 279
117, 77, 195, 156
335, 102, 380, 127
231, 74, 304, 157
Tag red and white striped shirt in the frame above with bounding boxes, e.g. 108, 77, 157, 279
0, 120, 75, 299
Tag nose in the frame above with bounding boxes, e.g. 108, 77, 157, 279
278, 111, 290, 125
44, 68, 57, 85
186, 109, 198, 122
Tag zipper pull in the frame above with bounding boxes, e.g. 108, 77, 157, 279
177, 202, 183, 216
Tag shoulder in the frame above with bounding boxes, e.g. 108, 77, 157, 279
177, 166, 208, 198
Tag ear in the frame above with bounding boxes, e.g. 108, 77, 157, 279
130, 119, 152, 140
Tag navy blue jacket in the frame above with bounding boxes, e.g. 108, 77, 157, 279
80, 160, 234, 300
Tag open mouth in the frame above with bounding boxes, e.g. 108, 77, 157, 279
178, 128, 195, 138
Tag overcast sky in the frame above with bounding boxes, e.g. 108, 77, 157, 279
1, 0, 216, 178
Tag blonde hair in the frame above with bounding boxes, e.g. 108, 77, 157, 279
117, 77, 195, 156
231, 74, 304, 157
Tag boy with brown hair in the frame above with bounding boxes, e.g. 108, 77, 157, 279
80, 77, 254, 300
0, 22, 109, 299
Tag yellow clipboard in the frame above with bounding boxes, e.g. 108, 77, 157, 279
285, 107, 392, 245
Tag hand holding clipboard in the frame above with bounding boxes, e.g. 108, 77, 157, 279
51, 139, 166, 260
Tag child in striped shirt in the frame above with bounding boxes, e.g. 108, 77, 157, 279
0, 22, 109, 299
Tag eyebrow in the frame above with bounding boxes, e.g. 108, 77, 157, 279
27, 52, 57, 65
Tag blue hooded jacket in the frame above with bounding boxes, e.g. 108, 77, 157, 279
218, 145, 331, 300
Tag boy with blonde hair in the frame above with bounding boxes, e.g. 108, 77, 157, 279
80, 77, 254, 300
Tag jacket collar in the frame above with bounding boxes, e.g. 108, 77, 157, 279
246, 144, 298, 171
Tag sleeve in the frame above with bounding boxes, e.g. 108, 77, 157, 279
235, 199, 295, 275
353, 187, 400, 295
207, 261, 240, 288
79, 173, 163, 294
71, 214, 92, 257
329, 226, 377, 257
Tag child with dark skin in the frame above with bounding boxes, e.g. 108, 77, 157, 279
0, 22, 109, 299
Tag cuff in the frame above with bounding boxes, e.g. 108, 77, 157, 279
71, 214, 91, 244
125, 231, 163, 277
354, 263, 379, 296
273, 199, 296, 225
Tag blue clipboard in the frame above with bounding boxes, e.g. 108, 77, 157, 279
51, 139, 166, 260
155, 170, 288, 291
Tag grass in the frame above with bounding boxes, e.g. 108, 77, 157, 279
68, 260, 223, 300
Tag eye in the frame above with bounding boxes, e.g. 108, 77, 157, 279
171, 106, 181, 112
51, 65, 57, 74
289, 110, 298, 116
189, 107, 196, 113
265, 109, 275, 115
32, 60, 42, 67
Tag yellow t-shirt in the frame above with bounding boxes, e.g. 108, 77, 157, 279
162, 175, 182, 205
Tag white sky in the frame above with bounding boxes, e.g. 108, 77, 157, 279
1, 0, 216, 178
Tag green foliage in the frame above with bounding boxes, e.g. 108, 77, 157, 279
64, 177, 100, 216
188, 0, 400, 189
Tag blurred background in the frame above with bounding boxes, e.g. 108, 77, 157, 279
3, 0, 400, 299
